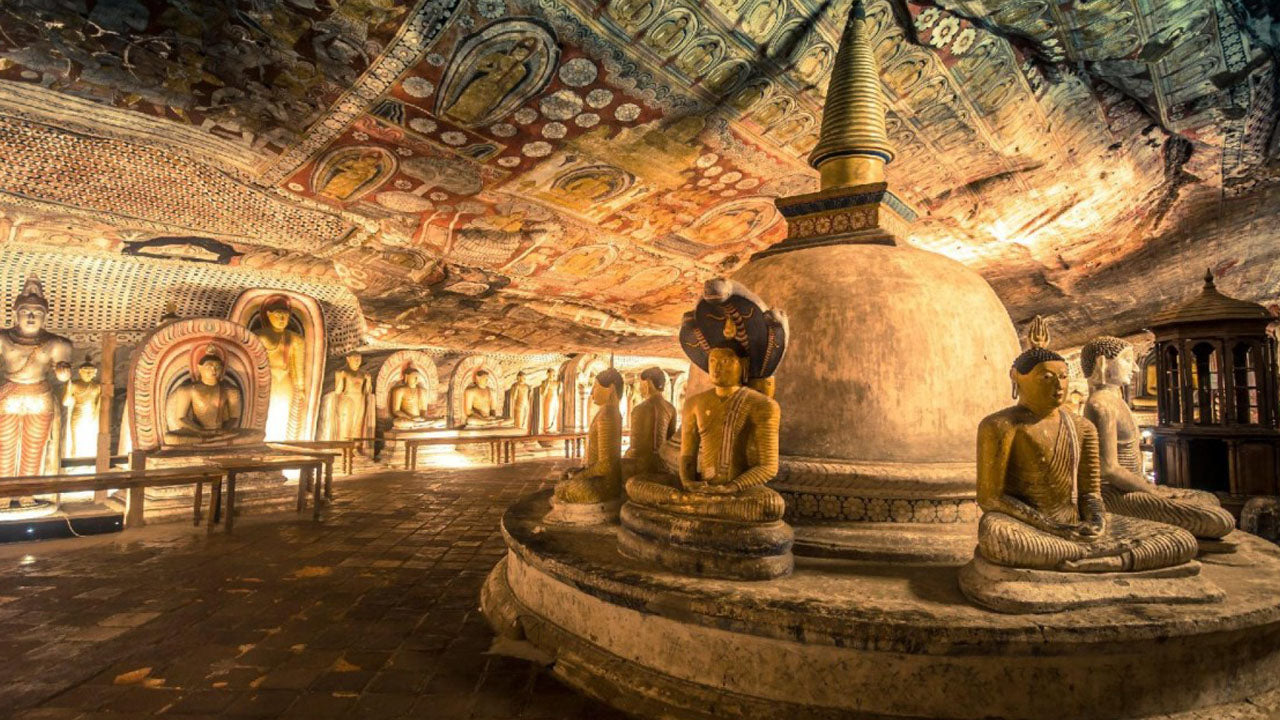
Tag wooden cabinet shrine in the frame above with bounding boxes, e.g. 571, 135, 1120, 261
1150, 271, 1280, 515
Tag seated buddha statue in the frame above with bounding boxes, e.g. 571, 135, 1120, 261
545, 369, 624, 523
973, 319, 1198, 574
1080, 336, 1236, 546
623, 367, 676, 476
462, 370, 504, 428
624, 348, 785, 522
390, 369, 433, 429
163, 352, 264, 447
617, 279, 793, 580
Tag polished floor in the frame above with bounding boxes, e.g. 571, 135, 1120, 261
0, 459, 629, 719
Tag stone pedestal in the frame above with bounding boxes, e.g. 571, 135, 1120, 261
544, 496, 621, 526
483, 488, 1280, 720
617, 501, 794, 580
958, 552, 1225, 614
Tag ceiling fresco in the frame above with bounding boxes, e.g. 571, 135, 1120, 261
0, 0, 1276, 353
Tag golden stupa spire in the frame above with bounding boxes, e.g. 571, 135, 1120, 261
808, 0, 895, 190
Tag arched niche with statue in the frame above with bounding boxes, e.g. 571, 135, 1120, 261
228, 289, 327, 442
375, 350, 440, 429
450, 356, 507, 428
127, 318, 271, 452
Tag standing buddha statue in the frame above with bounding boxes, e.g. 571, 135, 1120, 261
539, 373, 560, 433
255, 295, 304, 442
321, 352, 375, 444
510, 371, 532, 431
62, 357, 101, 459
0, 276, 72, 483
1080, 336, 1236, 546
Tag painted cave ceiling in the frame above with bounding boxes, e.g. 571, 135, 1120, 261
0, 0, 1277, 354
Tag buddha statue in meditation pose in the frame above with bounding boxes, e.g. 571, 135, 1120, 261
618, 280, 793, 580
1080, 336, 1236, 545
624, 367, 676, 476
546, 369, 624, 523
163, 350, 264, 447
390, 369, 433, 428
463, 370, 503, 427
974, 319, 1198, 573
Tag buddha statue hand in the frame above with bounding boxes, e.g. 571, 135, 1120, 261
680, 478, 737, 495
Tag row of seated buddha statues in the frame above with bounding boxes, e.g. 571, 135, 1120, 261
961, 317, 1232, 613
544, 280, 795, 581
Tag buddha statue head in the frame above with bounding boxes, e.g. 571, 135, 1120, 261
475, 370, 492, 389
1080, 336, 1135, 388
516, 370, 527, 385
196, 352, 227, 386
639, 367, 666, 399
1010, 316, 1068, 414
345, 352, 363, 371
263, 295, 292, 333
404, 369, 423, 388
11, 276, 50, 338
708, 347, 746, 390
77, 359, 98, 384
593, 368, 625, 406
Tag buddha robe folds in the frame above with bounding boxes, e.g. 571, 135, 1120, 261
978, 410, 1198, 573
1100, 436, 1237, 541
625, 387, 785, 522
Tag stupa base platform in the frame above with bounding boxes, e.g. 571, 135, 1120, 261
790, 521, 977, 565
543, 496, 621, 526
958, 553, 1224, 614
483, 488, 1280, 720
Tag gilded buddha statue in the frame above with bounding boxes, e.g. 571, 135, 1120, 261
321, 352, 375, 443
545, 368, 624, 524
163, 350, 264, 447
1080, 336, 1236, 546
618, 280, 794, 580
462, 370, 504, 427
62, 358, 101, 459
255, 295, 305, 441
539, 373, 560, 433
624, 367, 676, 476
0, 277, 73, 482
972, 318, 1199, 574
390, 369, 433, 429
509, 370, 532, 431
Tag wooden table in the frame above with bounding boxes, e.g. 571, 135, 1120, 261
401, 432, 589, 469
267, 440, 357, 476
0, 466, 227, 528
206, 455, 329, 532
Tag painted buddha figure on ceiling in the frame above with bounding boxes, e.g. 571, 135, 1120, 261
1080, 336, 1236, 546
0, 276, 72, 483
163, 349, 264, 447
624, 367, 676, 476
255, 295, 305, 442
443, 37, 538, 126
972, 318, 1198, 573
390, 369, 433, 429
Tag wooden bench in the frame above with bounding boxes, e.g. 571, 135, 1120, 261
266, 440, 358, 476
0, 466, 225, 529
206, 455, 329, 532
401, 432, 589, 469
